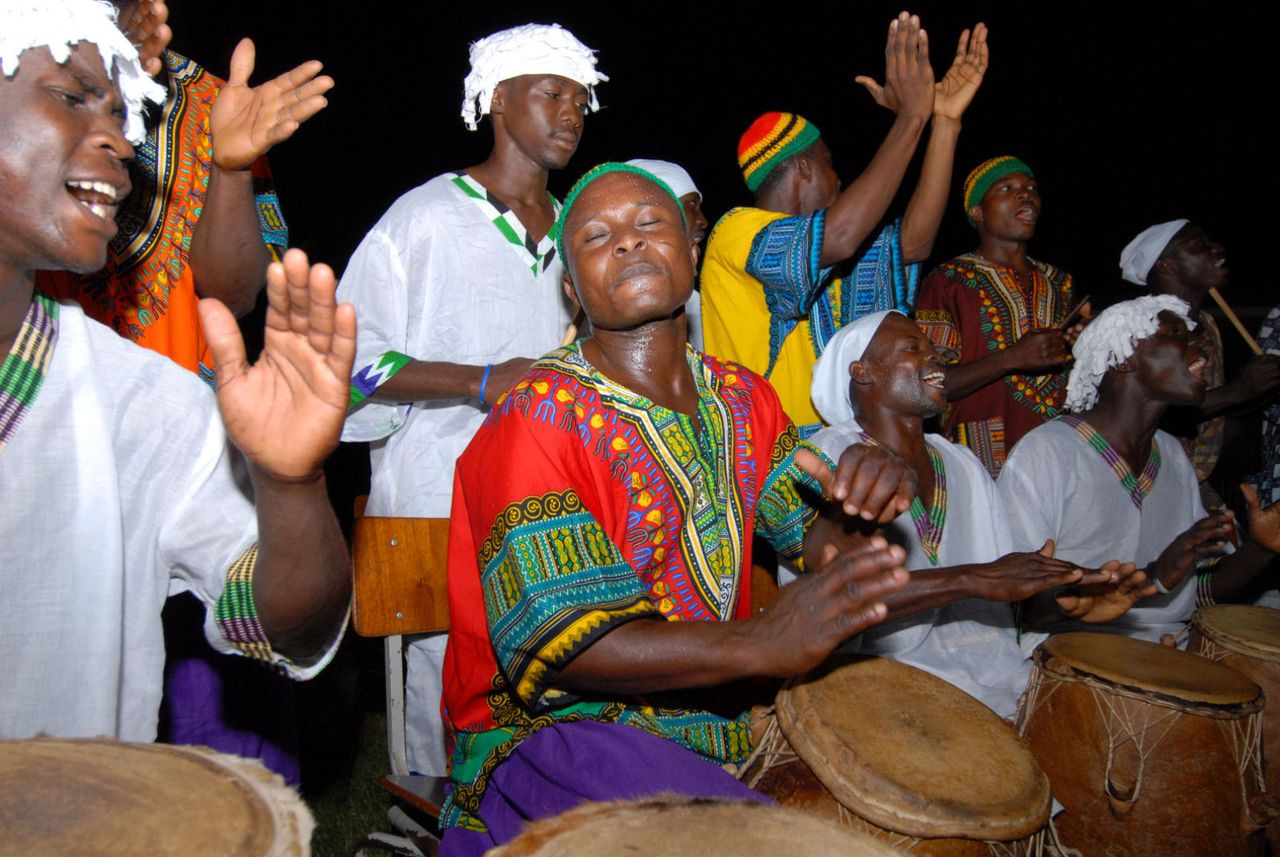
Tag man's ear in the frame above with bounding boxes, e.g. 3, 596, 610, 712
489, 82, 506, 116
795, 153, 813, 182
849, 359, 873, 385
1112, 356, 1136, 374
562, 271, 580, 310
967, 205, 984, 227
689, 239, 700, 270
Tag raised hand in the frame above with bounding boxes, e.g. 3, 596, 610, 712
116, 0, 171, 78
855, 11, 935, 122
1237, 354, 1280, 400
933, 23, 988, 120
797, 443, 916, 524
1242, 483, 1280, 553
1057, 561, 1157, 623
210, 38, 334, 171
966, 539, 1101, 602
1148, 511, 1235, 592
747, 538, 909, 677
199, 248, 356, 480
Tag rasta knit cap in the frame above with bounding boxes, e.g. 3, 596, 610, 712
555, 162, 687, 268
963, 156, 1034, 227
738, 112, 821, 193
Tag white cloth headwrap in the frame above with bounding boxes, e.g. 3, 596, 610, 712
0, 0, 164, 145
1119, 219, 1189, 286
625, 159, 699, 201
810, 310, 901, 426
461, 23, 607, 131
1065, 295, 1196, 412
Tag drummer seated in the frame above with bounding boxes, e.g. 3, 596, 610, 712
806, 311, 1145, 718
438, 163, 916, 856
0, 1, 352, 744
998, 296, 1279, 644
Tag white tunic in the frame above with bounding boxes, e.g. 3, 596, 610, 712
0, 301, 331, 742
997, 419, 1205, 644
812, 421, 1029, 718
338, 173, 573, 775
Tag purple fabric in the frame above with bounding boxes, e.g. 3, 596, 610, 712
440, 720, 770, 857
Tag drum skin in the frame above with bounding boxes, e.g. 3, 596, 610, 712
754, 655, 1049, 855
1020, 632, 1269, 857
0, 738, 312, 856
488, 796, 909, 856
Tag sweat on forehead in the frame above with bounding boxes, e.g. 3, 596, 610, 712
555, 162, 686, 266
0, 0, 164, 144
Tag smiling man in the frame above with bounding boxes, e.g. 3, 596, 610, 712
0, 0, 352, 742
998, 296, 1277, 642
336, 23, 606, 778
915, 156, 1082, 478
439, 163, 917, 854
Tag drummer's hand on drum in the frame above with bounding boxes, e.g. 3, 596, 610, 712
797, 443, 916, 524
1056, 561, 1158, 623
748, 538, 908, 677
966, 540, 1099, 602
1241, 483, 1280, 553
1147, 512, 1236, 593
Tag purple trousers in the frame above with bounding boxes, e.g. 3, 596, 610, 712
440, 720, 769, 857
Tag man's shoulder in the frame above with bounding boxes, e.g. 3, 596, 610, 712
706, 206, 790, 254
1029, 257, 1072, 284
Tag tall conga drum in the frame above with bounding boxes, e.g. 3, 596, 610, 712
1019, 632, 1273, 857
746, 655, 1051, 856
488, 796, 909, 856
0, 738, 313, 856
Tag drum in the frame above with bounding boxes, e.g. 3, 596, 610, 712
0, 738, 313, 856
488, 796, 909, 856
744, 655, 1051, 856
1019, 632, 1272, 857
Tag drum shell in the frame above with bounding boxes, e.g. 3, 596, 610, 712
1021, 634, 1267, 857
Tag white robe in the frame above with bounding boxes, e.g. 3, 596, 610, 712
997, 419, 1206, 645
811, 421, 1029, 718
0, 301, 332, 742
338, 173, 573, 775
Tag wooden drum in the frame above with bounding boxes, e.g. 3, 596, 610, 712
0, 738, 313, 856
745, 655, 1051, 856
488, 796, 909, 856
1019, 632, 1273, 857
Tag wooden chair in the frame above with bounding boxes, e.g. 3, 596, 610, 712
350, 500, 451, 857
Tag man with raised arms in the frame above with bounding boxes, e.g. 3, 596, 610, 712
439, 163, 915, 854
338, 23, 606, 776
702, 12, 987, 436
806, 311, 1146, 716
998, 297, 1278, 642
0, 0, 352, 740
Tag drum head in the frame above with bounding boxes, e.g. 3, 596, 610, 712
490, 797, 907, 856
776, 655, 1049, 840
1194, 605, 1280, 662
0, 739, 312, 856
1037, 632, 1261, 705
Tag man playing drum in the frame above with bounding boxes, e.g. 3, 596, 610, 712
438, 163, 916, 855
999, 296, 1279, 642
0, 0, 353, 741
806, 311, 1149, 717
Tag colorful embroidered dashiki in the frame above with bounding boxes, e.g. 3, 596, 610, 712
1162, 310, 1226, 510
38, 51, 288, 382
701, 208, 918, 435
0, 296, 338, 741
811, 419, 1030, 718
440, 344, 821, 837
998, 417, 1215, 646
915, 254, 1074, 478
1249, 305, 1280, 505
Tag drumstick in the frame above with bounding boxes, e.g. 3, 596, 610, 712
559, 309, 586, 348
1207, 287, 1264, 355
1057, 294, 1091, 332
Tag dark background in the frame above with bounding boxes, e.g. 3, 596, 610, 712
169, 1, 1271, 313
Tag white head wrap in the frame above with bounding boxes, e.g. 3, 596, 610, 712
810, 310, 901, 426
1119, 218, 1190, 286
625, 159, 699, 201
1065, 295, 1197, 412
0, 0, 164, 145
460, 23, 607, 131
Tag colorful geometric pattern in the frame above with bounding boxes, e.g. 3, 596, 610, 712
954, 417, 1006, 477
737, 112, 821, 192
451, 173, 561, 277
1060, 416, 1162, 510
962, 156, 1033, 225
348, 349, 412, 409
0, 294, 58, 455
212, 545, 276, 665
859, 432, 947, 565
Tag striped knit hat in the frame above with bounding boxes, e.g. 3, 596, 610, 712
962, 156, 1033, 227
738, 112, 822, 193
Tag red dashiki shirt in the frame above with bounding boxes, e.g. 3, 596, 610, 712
439, 343, 821, 834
